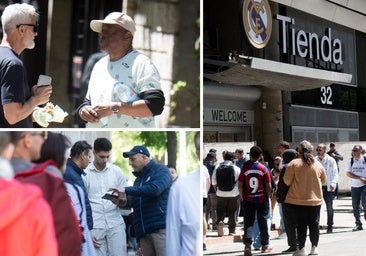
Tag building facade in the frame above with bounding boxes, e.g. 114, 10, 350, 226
204, 0, 366, 156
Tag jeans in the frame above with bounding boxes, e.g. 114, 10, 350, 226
351, 185, 366, 226
322, 186, 335, 227
252, 207, 272, 249
242, 199, 270, 246
206, 193, 218, 227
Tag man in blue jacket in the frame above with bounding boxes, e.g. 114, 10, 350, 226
63, 140, 94, 230
110, 145, 172, 256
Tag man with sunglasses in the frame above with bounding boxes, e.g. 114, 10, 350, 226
83, 137, 129, 256
0, 3, 52, 127
315, 143, 338, 233
346, 145, 366, 231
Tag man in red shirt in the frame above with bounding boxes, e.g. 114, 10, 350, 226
238, 146, 272, 256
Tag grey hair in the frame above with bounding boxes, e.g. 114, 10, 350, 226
1, 3, 39, 34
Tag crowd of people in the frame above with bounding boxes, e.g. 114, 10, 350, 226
202, 140, 366, 256
0, 131, 202, 256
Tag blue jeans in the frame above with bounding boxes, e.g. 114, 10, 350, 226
252, 208, 272, 249
351, 185, 366, 226
322, 186, 335, 227
242, 199, 270, 246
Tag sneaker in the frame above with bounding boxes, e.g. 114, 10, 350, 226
352, 225, 363, 231
229, 230, 236, 235
244, 245, 252, 256
309, 246, 318, 255
293, 248, 306, 256
282, 246, 297, 253
261, 245, 273, 253
217, 221, 224, 237
326, 228, 333, 233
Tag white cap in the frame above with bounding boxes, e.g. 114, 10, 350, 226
90, 12, 136, 35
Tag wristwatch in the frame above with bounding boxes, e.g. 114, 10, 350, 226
111, 103, 120, 114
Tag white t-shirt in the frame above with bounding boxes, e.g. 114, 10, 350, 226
346, 156, 366, 188
86, 50, 161, 128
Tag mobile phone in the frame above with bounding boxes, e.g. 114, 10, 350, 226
37, 75, 52, 87
102, 193, 119, 200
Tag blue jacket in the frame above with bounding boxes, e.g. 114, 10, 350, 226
64, 158, 94, 230
125, 160, 172, 240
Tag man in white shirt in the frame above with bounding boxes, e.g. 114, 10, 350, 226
315, 143, 338, 233
346, 145, 366, 231
166, 132, 203, 256
211, 152, 241, 236
83, 138, 128, 256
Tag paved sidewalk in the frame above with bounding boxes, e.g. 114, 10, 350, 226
204, 196, 366, 255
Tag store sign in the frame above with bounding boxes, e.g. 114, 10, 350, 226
204, 108, 254, 125
242, 0, 272, 49
276, 14, 343, 65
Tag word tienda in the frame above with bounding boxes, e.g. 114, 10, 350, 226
276, 14, 343, 65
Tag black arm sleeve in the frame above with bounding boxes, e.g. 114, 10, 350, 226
75, 98, 91, 124
139, 89, 165, 116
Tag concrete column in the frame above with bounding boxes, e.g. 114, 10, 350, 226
260, 88, 284, 158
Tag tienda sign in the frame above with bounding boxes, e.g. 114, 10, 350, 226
242, 0, 344, 66
275, 14, 343, 65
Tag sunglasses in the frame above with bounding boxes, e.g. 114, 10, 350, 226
29, 131, 48, 140
16, 23, 39, 33
352, 149, 360, 152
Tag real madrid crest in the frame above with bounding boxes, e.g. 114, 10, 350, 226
242, 0, 272, 49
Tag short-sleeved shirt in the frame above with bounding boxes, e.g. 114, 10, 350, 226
0, 46, 32, 127
346, 156, 366, 188
85, 50, 161, 128
238, 161, 271, 203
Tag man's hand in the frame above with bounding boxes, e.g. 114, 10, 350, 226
32, 84, 52, 105
91, 104, 114, 118
79, 106, 99, 123
108, 187, 125, 198
92, 234, 101, 248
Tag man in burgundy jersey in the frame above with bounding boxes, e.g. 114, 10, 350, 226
238, 146, 272, 256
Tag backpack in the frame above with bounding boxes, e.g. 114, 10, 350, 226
216, 164, 236, 191
351, 156, 366, 167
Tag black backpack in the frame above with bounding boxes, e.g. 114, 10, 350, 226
216, 164, 236, 191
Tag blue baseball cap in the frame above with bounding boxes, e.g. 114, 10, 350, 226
123, 145, 150, 158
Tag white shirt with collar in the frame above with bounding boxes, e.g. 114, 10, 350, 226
315, 154, 338, 191
211, 160, 240, 197
83, 162, 128, 229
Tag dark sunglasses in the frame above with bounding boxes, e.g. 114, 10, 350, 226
16, 23, 39, 33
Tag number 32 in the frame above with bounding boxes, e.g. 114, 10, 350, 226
320, 86, 333, 105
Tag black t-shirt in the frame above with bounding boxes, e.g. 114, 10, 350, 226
0, 46, 33, 127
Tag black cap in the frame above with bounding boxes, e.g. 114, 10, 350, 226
123, 145, 150, 158
282, 149, 298, 164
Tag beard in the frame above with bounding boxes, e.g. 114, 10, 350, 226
27, 40, 35, 49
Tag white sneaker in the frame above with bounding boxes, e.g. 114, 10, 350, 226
293, 248, 306, 256
309, 246, 319, 255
